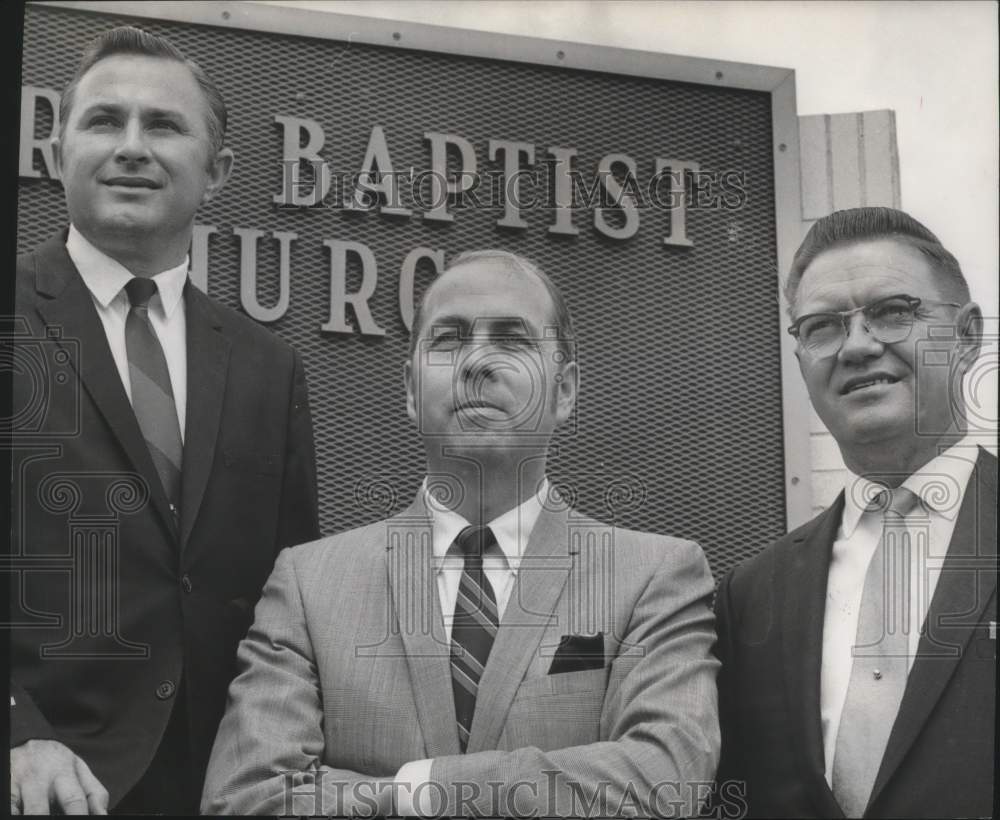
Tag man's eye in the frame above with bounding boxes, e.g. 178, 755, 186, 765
149, 119, 180, 132
88, 115, 118, 128
430, 333, 461, 349
495, 335, 533, 348
801, 316, 839, 336
869, 301, 912, 323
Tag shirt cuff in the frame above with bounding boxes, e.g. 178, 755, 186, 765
394, 758, 435, 817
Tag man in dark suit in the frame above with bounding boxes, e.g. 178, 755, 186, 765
714, 207, 995, 818
202, 250, 721, 817
8, 27, 319, 814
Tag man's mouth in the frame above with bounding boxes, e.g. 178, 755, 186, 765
455, 400, 503, 412
840, 374, 900, 395
103, 177, 160, 189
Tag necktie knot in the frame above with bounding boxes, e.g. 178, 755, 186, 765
888, 487, 919, 517
124, 277, 158, 310
868, 486, 920, 518
455, 525, 497, 559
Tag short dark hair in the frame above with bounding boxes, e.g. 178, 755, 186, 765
785, 206, 970, 315
409, 250, 577, 362
60, 26, 227, 156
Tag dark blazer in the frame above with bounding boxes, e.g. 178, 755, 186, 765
8, 231, 320, 808
715, 449, 997, 819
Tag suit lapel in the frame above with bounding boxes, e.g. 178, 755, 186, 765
468, 502, 573, 753
30, 234, 176, 535
870, 450, 998, 805
385, 496, 462, 758
178, 285, 230, 550
781, 494, 845, 818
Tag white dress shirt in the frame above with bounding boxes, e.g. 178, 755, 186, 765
820, 438, 979, 786
66, 224, 189, 440
426, 477, 548, 641
395, 478, 550, 815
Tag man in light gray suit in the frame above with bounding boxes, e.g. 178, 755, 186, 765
202, 250, 720, 817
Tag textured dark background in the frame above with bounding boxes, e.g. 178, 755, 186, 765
18, 4, 786, 580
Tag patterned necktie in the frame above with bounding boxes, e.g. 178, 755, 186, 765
124, 278, 183, 519
832, 486, 919, 817
450, 525, 500, 752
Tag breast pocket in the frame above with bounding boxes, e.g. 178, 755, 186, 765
501, 666, 609, 750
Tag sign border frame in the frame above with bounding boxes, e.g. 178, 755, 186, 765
34, 0, 814, 528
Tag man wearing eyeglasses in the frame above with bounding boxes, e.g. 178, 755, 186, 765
713, 207, 995, 818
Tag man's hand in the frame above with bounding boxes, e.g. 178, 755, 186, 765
10, 739, 109, 815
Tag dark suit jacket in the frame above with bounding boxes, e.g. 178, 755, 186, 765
714, 450, 997, 819
8, 231, 320, 808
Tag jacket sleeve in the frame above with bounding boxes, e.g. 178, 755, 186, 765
9, 680, 60, 748
276, 348, 320, 550
426, 539, 721, 818
710, 568, 747, 815
200, 547, 392, 816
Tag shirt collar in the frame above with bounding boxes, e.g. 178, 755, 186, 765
840, 436, 979, 535
66, 224, 189, 319
423, 477, 550, 572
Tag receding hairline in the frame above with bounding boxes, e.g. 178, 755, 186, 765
415, 258, 560, 345
424, 256, 554, 307
792, 235, 970, 306
784, 206, 970, 317
59, 27, 228, 157
64, 53, 207, 120
408, 250, 577, 362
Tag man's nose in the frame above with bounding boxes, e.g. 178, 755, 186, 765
459, 340, 497, 382
114, 118, 151, 163
837, 310, 883, 363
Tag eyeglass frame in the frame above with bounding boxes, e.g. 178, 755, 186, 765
786, 293, 963, 356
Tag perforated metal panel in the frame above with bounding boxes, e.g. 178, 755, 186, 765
18, 4, 788, 580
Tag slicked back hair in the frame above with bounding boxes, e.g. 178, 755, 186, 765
59, 26, 227, 156
785, 206, 970, 315
409, 250, 577, 362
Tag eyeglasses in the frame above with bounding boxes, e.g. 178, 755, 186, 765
787, 294, 962, 358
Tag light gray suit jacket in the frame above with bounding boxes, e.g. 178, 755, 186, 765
202, 492, 719, 817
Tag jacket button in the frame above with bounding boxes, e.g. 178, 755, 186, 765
155, 680, 176, 700
181, 574, 193, 594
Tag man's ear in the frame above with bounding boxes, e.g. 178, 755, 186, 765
403, 360, 417, 423
554, 360, 579, 426
51, 136, 63, 180
203, 147, 235, 203
794, 346, 812, 386
955, 302, 984, 372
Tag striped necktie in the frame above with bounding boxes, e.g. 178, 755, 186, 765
450, 525, 500, 752
832, 486, 920, 817
124, 277, 183, 521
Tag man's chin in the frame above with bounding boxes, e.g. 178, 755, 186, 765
425, 428, 553, 452
829, 412, 912, 449
102, 213, 159, 233
77, 210, 161, 241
